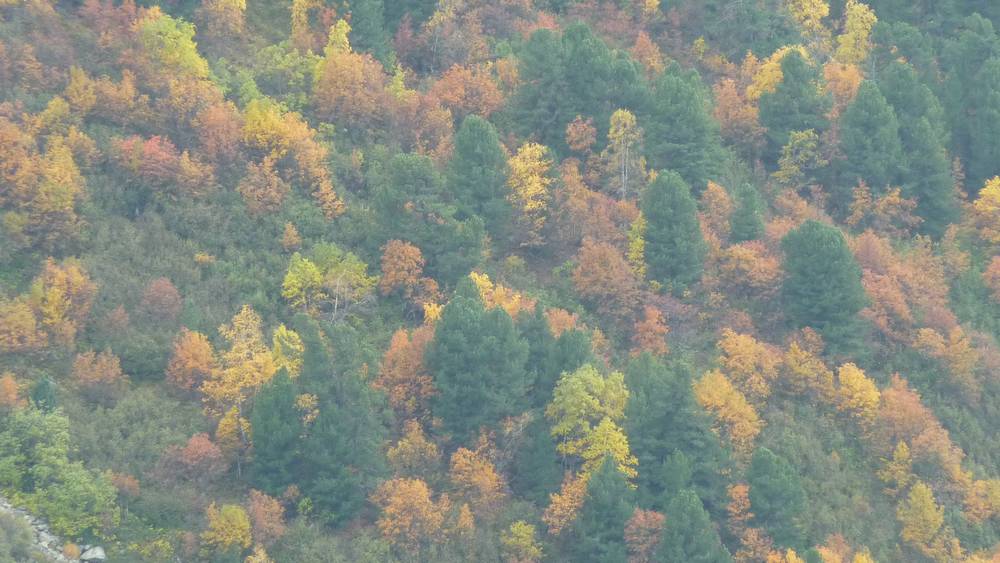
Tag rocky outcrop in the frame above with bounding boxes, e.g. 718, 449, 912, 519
0, 496, 104, 562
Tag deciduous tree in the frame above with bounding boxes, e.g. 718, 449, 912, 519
201, 503, 252, 553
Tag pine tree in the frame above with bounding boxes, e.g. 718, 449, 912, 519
781, 221, 866, 351
348, 0, 394, 67
967, 57, 1000, 189
448, 116, 511, 240
657, 489, 733, 562
836, 81, 903, 209
624, 354, 730, 513
249, 370, 300, 495
427, 279, 529, 443
566, 457, 635, 563
747, 448, 807, 549
759, 51, 831, 161
730, 184, 766, 243
878, 61, 958, 237
645, 63, 724, 191
642, 170, 707, 291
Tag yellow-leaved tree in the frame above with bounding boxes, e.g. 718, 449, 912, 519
834, 363, 880, 426
507, 142, 554, 248
693, 370, 762, 456
835, 0, 878, 64
201, 503, 252, 554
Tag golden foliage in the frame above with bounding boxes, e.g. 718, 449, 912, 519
543, 472, 589, 535
694, 370, 762, 455
202, 503, 252, 552
507, 142, 554, 247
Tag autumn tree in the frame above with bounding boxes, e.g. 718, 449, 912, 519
897, 482, 943, 551
835, 0, 878, 65
716, 329, 782, 403
602, 109, 646, 199
781, 221, 866, 351
379, 240, 426, 300
371, 478, 447, 556
139, 277, 182, 321
429, 64, 503, 120
374, 326, 435, 421
572, 238, 641, 322
502, 520, 543, 563
28, 258, 96, 348
201, 503, 252, 554
71, 349, 128, 404
166, 329, 215, 392
625, 508, 666, 563
693, 370, 762, 456
312, 20, 387, 128
0, 298, 46, 353
507, 142, 553, 248
972, 176, 1000, 245
247, 489, 285, 547
449, 446, 506, 517
237, 158, 289, 216
202, 305, 276, 416
630, 306, 669, 357
834, 363, 880, 426
642, 170, 707, 291
387, 420, 442, 480
196, 0, 246, 38
543, 472, 589, 535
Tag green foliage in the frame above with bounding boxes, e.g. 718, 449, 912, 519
836, 81, 903, 208
759, 50, 831, 160
641, 170, 707, 291
427, 280, 529, 443
250, 369, 300, 495
730, 184, 766, 243
448, 116, 511, 241
748, 447, 808, 549
657, 488, 732, 563
781, 221, 867, 351
644, 64, 724, 190
565, 457, 634, 563
348, 0, 395, 67
138, 12, 211, 78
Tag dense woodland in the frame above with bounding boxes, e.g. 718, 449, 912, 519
2, 0, 1000, 561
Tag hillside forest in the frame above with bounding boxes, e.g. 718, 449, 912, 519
2, 0, 1000, 561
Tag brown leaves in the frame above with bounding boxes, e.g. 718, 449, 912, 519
140, 277, 182, 321
625, 508, 665, 563
428, 64, 503, 119
572, 238, 641, 322
71, 349, 128, 403
630, 305, 669, 357
247, 490, 286, 547
166, 328, 216, 392
371, 478, 448, 554
374, 326, 436, 421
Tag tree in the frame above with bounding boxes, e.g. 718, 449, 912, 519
312, 19, 387, 127
565, 457, 635, 563
28, 258, 96, 348
834, 363, 880, 425
449, 447, 506, 517
387, 420, 441, 480
748, 448, 807, 549
642, 170, 707, 291
139, 277, 182, 321
835, 0, 878, 64
378, 240, 426, 299
730, 184, 766, 242
238, 158, 289, 216
247, 489, 286, 547
197, 0, 246, 37
625, 355, 729, 511
202, 503, 252, 554
625, 508, 666, 563
371, 478, 446, 556
781, 221, 866, 350
657, 489, 733, 563
897, 481, 943, 548
716, 329, 782, 403
0, 298, 46, 353
249, 370, 299, 495
835, 81, 903, 209
447, 116, 510, 238
967, 58, 1000, 189
507, 142, 554, 248
972, 176, 1000, 245
603, 109, 646, 199
572, 238, 641, 321
426, 282, 529, 443
71, 349, 128, 404
201, 305, 276, 416
348, 0, 394, 66
271, 325, 304, 378
502, 520, 543, 563
166, 329, 215, 391
137, 9, 210, 79
693, 370, 762, 456
759, 51, 831, 160
630, 305, 669, 357
645, 64, 723, 190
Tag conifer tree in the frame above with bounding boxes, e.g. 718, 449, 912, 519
566, 457, 635, 563
657, 489, 733, 562
249, 370, 300, 495
641, 170, 707, 291
730, 184, 766, 243
448, 116, 511, 240
427, 279, 529, 443
836, 81, 903, 208
781, 221, 866, 350
747, 447, 807, 548
759, 51, 831, 160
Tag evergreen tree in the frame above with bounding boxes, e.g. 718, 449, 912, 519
879, 61, 958, 237
348, 0, 394, 67
968, 57, 1000, 188
624, 354, 729, 513
657, 489, 733, 563
510, 416, 563, 505
29, 378, 57, 411
747, 447, 807, 549
249, 369, 300, 495
836, 81, 903, 209
759, 51, 831, 161
566, 457, 634, 563
641, 170, 707, 291
509, 23, 646, 151
781, 221, 867, 350
427, 279, 530, 443
730, 184, 766, 243
448, 116, 511, 241
298, 370, 388, 527
644, 63, 724, 190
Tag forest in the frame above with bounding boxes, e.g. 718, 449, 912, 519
1, 0, 1000, 561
